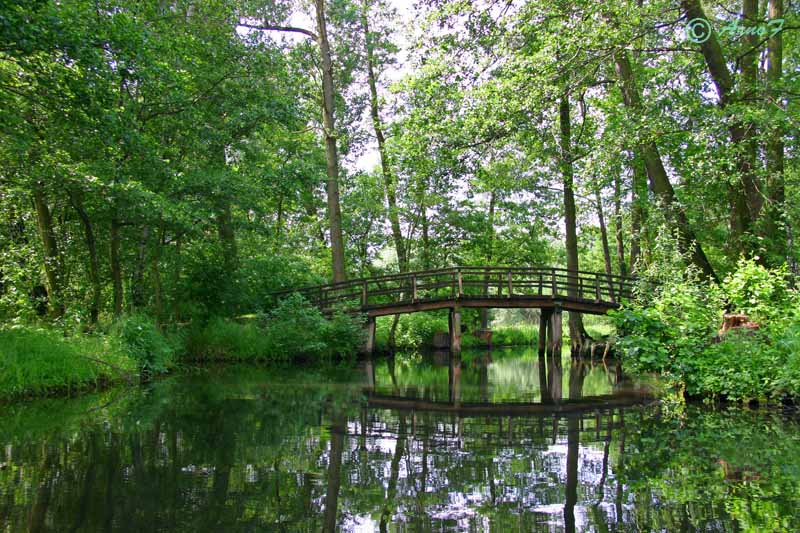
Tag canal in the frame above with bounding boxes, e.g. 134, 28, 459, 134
2, 347, 799, 531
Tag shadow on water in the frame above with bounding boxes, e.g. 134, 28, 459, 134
2, 347, 800, 531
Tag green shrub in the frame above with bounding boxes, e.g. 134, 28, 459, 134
319, 311, 366, 362
376, 312, 450, 351
182, 317, 273, 361
259, 294, 330, 362
692, 330, 781, 401
182, 295, 364, 363
722, 258, 795, 323
493, 325, 536, 346
612, 260, 800, 402
176, 247, 326, 320
111, 314, 174, 374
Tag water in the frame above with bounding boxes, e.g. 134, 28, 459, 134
2, 347, 800, 532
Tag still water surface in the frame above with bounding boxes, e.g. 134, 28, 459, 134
2, 348, 800, 531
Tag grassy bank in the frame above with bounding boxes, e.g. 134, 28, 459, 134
1, 325, 139, 401
612, 259, 800, 403
1, 295, 365, 402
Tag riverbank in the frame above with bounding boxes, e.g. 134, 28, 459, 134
612, 259, 800, 403
0, 326, 140, 402
0, 295, 365, 401
0, 313, 181, 401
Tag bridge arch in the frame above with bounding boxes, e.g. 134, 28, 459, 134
272, 266, 636, 355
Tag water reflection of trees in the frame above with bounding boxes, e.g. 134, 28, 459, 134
2, 362, 800, 531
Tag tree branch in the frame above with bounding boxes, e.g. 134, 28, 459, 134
238, 22, 317, 41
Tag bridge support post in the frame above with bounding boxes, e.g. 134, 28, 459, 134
538, 310, 552, 356
548, 307, 563, 356
449, 306, 462, 355
362, 316, 376, 355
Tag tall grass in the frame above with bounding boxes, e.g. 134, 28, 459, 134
182, 318, 274, 361
462, 325, 538, 348
181, 295, 365, 363
0, 326, 137, 401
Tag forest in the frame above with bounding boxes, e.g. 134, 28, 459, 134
1, 0, 799, 402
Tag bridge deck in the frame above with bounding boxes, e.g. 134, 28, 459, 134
273, 266, 635, 316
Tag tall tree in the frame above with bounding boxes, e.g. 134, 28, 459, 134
361, 0, 406, 273
239, 0, 348, 282
613, 49, 718, 281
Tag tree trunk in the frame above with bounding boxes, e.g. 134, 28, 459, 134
152, 224, 165, 326
613, 173, 627, 277
614, 49, 718, 281
421, 200, 430, 269
131, 225, 150, 310
480, 190, 497, 330
629, 152, 647, 272
32, 185, 64, 318
68, 188, 101, 324
558, 94, 591, 354
763, 0, 794, 273
110, 215, 123, 317
216, 199, 238, 273
315, 0, 347, 283
362, 2, 406, 273
363, 1, 405, 346
596, 188, 615, 294
681, 0, 761, 256
171, 233, 182, 322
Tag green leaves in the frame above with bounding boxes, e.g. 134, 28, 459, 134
613, 259, 800, 402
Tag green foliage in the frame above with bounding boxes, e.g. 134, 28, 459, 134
722, 258, 795, 322
258, 294, 332, 362
375, 312, 450, 351
612, 261, 800, 402
0, 326, 136, 400
462, 325, 537, 348
318, 311, 366, 362
178, 250, 325, 320
183, 295, 364, 364
375, 312, 536, 351
110, 314, 174, 374
183, 318, 274, 362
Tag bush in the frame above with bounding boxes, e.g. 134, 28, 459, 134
181, 294, 365, 364
492, 325, 537, 346
110, 314, 174, 374
176, 247, 326, 320
612, 260, 800, 402
375, 312, 450, 351
722, 258, 795, 322
319, 311, 366, 362
182, 317, 273, 361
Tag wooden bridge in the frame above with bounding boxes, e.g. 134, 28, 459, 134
273, 266, 636, 355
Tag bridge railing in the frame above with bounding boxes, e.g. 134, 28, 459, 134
271, 266, 636, 313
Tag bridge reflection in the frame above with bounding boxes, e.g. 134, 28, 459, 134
320, 351, 652, 532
